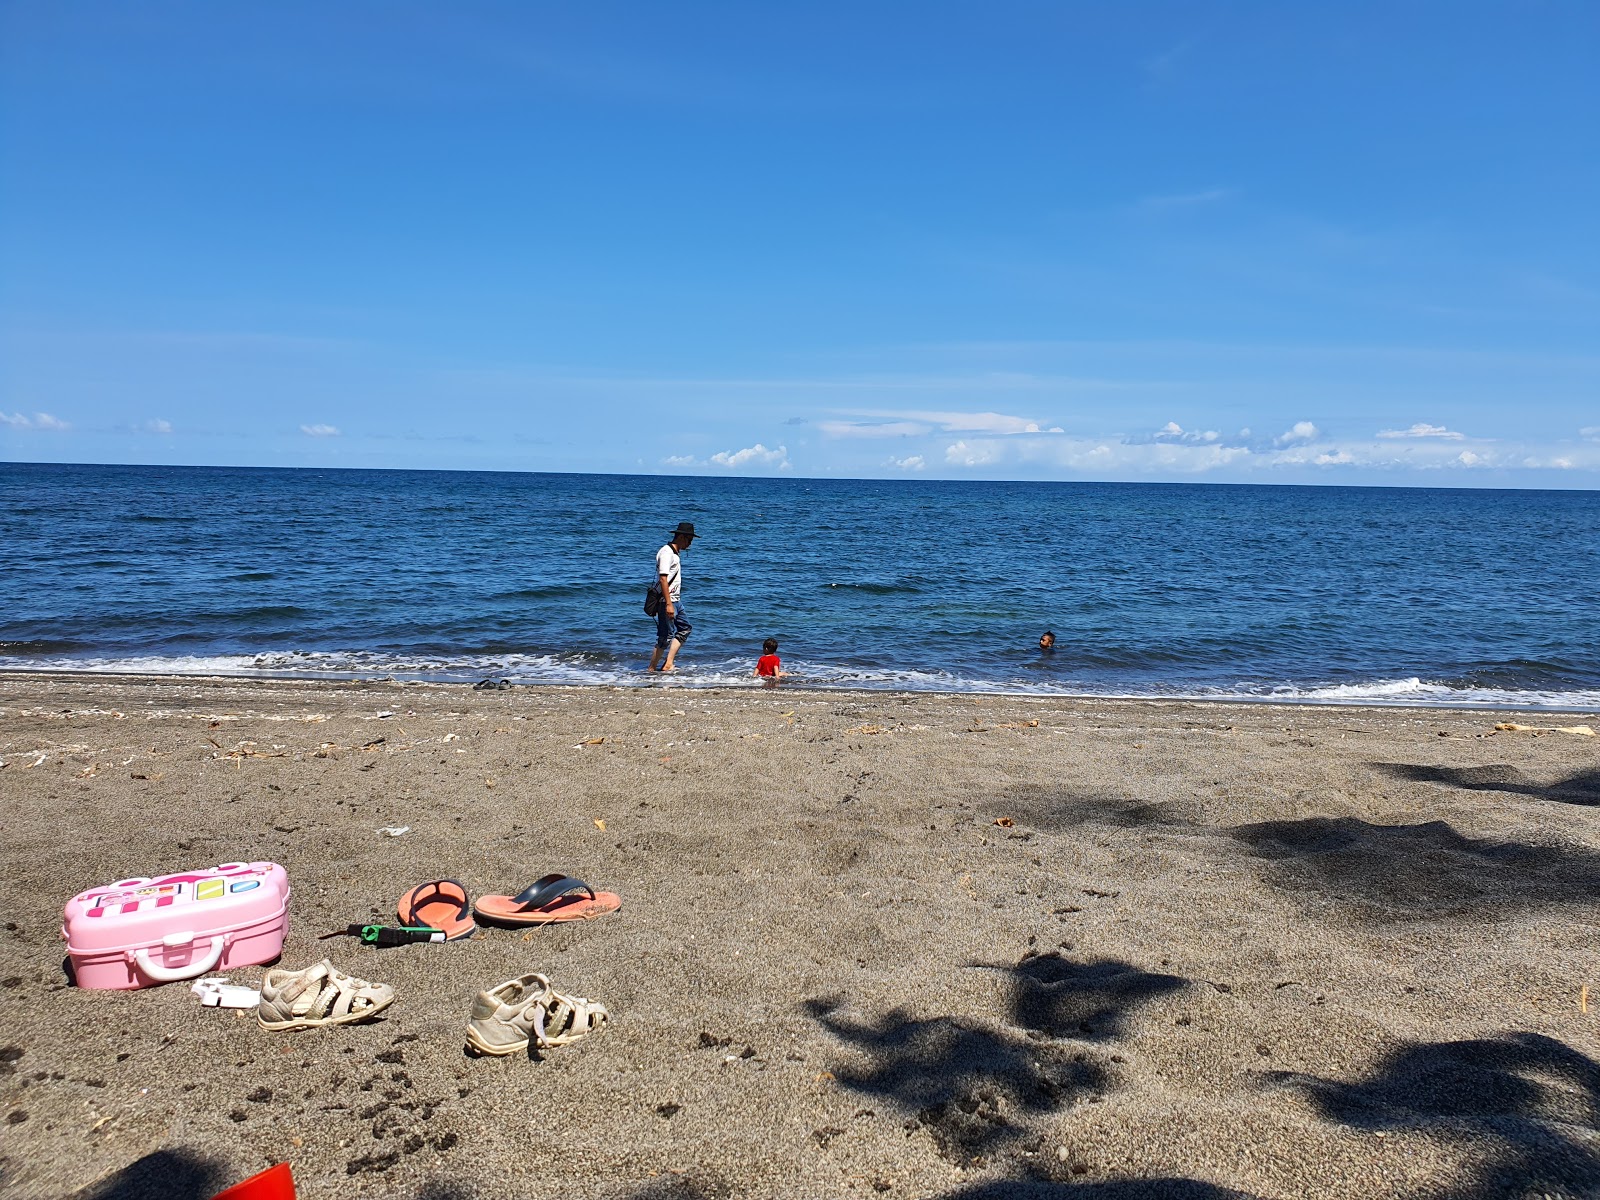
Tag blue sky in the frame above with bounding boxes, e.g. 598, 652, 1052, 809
2, 2, 1597, 486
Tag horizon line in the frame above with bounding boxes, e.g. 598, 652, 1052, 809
4, 459, 1598, 496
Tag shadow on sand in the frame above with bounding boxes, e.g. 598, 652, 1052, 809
804, 953, 1189, 1176
1274, 1031, 1600, 1199
1372, 760, 1600, 807
74, 1154, 486, 1200
74, 1149, 229, 1200
927, 1181, 1255, 1199
1002, 786, 1600, 922
1230, 816, 1600, 918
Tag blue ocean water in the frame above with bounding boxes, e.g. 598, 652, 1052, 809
3, 463, 1598, 710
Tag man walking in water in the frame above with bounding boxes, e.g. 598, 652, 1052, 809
649, 521, 696, 672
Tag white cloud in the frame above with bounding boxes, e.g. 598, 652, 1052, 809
1274, 421, 1320, 446
1377, 423, 1465, 440
887, 455, 925, 471
817, 420, 932, 439
144, 419, 174, 434
1, 411, 70, 430
1581, 427, 1600, 441
945, 440, 1000, 467
709, 443, 789, 470
661, 455, 697, 467
900, 424, 1600, 478
833, 409, 1051, 436
300, 423, 340, 437
1152, 421, 1220, 444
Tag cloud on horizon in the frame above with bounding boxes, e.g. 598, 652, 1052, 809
1274, 420, 1320, 446
300, 423, 340, 437
708, 442, 790, 470
1377, 422, 1466, 440
1, 411, 70, 430
824, 409, 1061, 438
925, 420, 1600, 478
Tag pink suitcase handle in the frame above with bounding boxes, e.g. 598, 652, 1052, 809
130, 932, 225, 983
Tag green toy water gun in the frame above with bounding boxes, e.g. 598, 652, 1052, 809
319, 924, 445, 947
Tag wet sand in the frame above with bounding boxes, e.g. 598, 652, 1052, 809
1, 673, 1597, 1200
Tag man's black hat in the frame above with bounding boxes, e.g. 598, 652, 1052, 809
672, 521, 697, 541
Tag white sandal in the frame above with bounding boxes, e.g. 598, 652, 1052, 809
257, 959, 395, 1031
466, 972, 608, 1056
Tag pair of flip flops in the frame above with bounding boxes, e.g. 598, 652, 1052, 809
397, 875, 621, 941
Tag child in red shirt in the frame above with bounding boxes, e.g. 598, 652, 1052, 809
754, 638, 783, 682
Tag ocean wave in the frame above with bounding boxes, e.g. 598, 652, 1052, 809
824, 580, 926, 595
2, 653, 1597, 711
0, 638, 94, 655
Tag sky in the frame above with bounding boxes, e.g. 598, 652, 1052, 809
2, 2, 1597, 486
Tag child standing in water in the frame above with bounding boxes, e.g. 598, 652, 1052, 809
754, 638, 784, 682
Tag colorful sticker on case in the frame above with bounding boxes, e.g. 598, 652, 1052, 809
230, 880, 261, 894
196, 878, 226, 902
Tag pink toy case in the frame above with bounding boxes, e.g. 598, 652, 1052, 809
62, 862, 290, 990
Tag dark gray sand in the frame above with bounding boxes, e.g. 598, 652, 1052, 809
2, 675, 1598, 1200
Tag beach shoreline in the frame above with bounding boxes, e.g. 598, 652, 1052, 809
2, 668, 1598, 716
2, 673, 1596, 1199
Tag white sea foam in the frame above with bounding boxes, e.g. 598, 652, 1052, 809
3, 655, 1597, 712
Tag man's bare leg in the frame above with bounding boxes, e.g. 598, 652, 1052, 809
648, 646, 664, 671
660, 637, 683, 672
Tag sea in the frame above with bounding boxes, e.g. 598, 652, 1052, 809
3, 463, 1598, 711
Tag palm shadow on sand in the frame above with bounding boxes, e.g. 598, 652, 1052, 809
928, 1181, 1256, 1199
1371, 760, 1600, 806
1230, 816, 1600, 919
1001, 787, 1600, 921
1270, 1031, 1600, 1199
804, 954, 1189, 1175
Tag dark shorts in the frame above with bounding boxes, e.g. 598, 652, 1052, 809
655, 601, 691, 650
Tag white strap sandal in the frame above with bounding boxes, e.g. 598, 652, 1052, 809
466, 972, 608, 1056
257, 959, 395, 1031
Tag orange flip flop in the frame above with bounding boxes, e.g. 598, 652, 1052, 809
473, 874, 621, 927
397, 879, 477, 941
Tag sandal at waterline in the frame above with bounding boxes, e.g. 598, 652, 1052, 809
257, 960, 395, 1031
472, 874, 621, 927
465, 972, 608, 1057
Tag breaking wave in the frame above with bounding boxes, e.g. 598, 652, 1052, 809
2, 654, 1596, 711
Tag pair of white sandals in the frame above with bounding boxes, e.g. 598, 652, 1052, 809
255, 960, 607, 1058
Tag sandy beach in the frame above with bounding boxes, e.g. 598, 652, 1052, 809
1, 673, 1596, 1200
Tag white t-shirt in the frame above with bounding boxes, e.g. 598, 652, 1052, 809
655, 543, 681, 603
